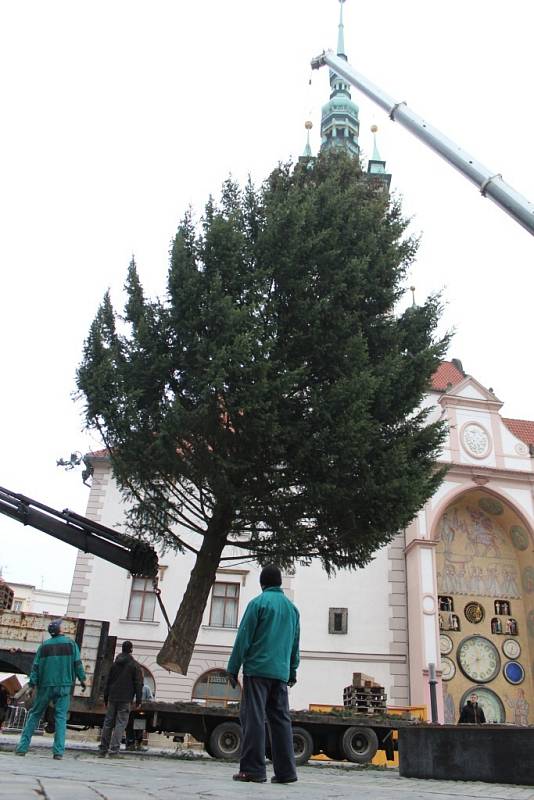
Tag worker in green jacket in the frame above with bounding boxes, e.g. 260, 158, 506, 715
16, 619, 86, 759
227, 564, 300, 785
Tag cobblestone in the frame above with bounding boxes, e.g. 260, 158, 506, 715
1, 746, 533, 800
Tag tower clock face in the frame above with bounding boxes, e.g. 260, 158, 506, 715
457, 636, 500, 683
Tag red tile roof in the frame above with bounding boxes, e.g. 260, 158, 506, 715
88, 448, 109, 458
503, 418, 534, 446
431, 361, 465, 391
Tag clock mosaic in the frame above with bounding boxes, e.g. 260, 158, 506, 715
457, 635, 500, 683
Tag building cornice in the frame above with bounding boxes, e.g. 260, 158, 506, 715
404, 538, 438, 556
439, 461, 534, 485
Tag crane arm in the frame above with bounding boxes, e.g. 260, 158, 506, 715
311, 51, 534, 237
0, 485, 159, 579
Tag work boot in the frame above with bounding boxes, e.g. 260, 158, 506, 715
53, 754, 63, 760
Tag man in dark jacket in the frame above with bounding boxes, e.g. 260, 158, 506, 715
98, 640, 143, 757
16, 619, 86, 758
459, 692, 486, 724
227, 564, 300, 785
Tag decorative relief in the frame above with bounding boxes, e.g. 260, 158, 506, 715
511, 525, 529, 551
461, 423, 491, 459
515, 442, 529, 456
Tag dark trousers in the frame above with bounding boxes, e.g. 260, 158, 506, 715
99, 701, 130, 754
239, 676, 296, 781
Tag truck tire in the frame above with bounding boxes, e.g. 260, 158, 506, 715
208, 722, 241, 760
341, 726, 378, 764
292, 726, 314, 766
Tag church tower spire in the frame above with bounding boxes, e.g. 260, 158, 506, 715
367, 125, 392, 190
320, 0, 360, 158
337, 0, 346, 57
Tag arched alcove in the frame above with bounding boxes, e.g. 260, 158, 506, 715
435, 488, 534, 724
191, 669, 241, 708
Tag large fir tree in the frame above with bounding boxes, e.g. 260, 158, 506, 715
77, 151, 449, 673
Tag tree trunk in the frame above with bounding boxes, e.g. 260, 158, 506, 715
156, 504, 232, 674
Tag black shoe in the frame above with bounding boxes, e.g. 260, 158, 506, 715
15, 751, 26, 757
97, 751, 107, 758
53, 754, 63, 760
271, 776, 298, 784
233, 772, 267, 783
108, 752, 122, 758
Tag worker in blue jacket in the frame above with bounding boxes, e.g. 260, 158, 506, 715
16, 619, 86, 759
227, 564, 300, 785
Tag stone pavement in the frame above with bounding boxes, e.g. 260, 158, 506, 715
1, 748, 534, 800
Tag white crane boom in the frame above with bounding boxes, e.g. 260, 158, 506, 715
311, 50, 534, 237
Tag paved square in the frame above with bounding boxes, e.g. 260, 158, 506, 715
1, 747, 534, 800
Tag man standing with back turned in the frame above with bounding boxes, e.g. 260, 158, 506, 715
16, 619, 86, 759
227, 564, 300, 784
99, 640, 143, 757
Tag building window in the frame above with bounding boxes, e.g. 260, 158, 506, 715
140, 666, 156, 699
209, 582, 239, 628
192, 669, 241, 707
329, 607, 348, 634
13, 599, 23, 612
127, 577, 156, 622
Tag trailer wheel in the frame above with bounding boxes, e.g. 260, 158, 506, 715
292, 727, 314, 766
208, 722, 241, 760
341, 726, 378, 764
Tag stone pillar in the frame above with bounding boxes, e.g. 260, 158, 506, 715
405, 538, 444, 721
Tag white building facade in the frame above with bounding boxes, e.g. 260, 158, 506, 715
67, 361, 534, 723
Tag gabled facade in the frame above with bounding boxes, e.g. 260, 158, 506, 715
68, 360, 534, 723
406, 361, 534, 723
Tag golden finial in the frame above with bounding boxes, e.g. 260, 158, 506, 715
371, 124, 378, 133
305, 120, 313, 130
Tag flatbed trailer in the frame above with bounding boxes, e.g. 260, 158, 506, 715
126, 700, 418, 765
1, 609, 418, 765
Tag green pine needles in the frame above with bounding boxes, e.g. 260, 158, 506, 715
77, 151, 449, 673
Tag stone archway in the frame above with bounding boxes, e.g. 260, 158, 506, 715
435, 488, 534, 723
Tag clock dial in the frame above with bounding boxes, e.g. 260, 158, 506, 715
502, 638, 521, 659
441, 657, 456, 681
503, 661, 525, 685
440, 634, 453, 655
457, 636, 500, 683
464, 602, 484, 624
459, 687, 505, 723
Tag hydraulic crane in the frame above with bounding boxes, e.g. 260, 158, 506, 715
0, 485, 159, 582
311, 50, 534, 237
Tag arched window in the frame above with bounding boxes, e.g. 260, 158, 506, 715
140, 666, 156, 699
192, 669, 241, 708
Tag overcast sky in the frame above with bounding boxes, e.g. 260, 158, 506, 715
1, 0, 533, 593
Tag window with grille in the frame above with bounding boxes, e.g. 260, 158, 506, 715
329, 607, 348, 634
209, 582, 239, 628
192, 669, 241, 707
127, 577, 156, 622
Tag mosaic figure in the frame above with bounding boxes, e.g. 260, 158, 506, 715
505, 689, 529, 726
501, 567, 520, 598
465, 508, 502, 558
442, 683, 455, 724
522, 566, 534, 594
484, 566, 500, 597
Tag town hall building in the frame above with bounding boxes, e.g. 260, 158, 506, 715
66, 4, 534, 726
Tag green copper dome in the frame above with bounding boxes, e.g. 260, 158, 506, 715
320, 0, 360, 158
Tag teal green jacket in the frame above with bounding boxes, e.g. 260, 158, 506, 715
227, 587, 300, 682
29, 635, 86, 689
